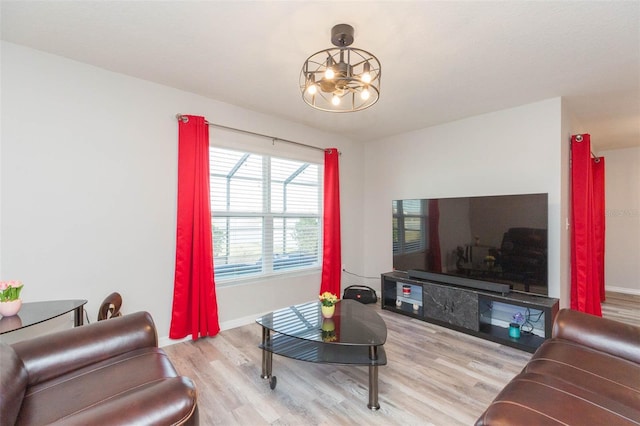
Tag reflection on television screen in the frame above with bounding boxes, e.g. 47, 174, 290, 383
393, 193, 548, 296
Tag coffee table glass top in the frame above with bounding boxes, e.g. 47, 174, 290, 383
256, 299, 387, 346
0, 299, 87, 334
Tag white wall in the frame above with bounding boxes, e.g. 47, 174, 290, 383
0, 41, 364, 342
363, 98, 567, 303
560, 98, 575, 307
601, 146, 640, 294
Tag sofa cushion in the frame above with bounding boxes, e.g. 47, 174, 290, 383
526, 339, 640, 410
0, 343, 29, 426
15, 347, 197, 425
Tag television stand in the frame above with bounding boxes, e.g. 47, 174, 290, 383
382, 271, 559, 353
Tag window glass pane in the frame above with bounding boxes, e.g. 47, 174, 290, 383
210, 146, 322, 282
270, 159, 319, 214
273, 217, 320, 270
210, 148, 263, 213
229, 178, 262, 212
213, 217, 263, 279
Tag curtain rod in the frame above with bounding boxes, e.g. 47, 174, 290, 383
175, 113, 330, 154
574, 134, 600, 163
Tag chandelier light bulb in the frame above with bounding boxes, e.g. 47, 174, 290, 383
325, 68, 335, 80
306, 74, 317, 95
307, 84, 317, 95
361, 87, 370, 100
331, 94, 341, 106
362, 61, 372, 83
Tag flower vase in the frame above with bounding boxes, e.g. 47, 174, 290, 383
321, 318, 335, 332
321, 305, 335, 319
0, 299, 22, 317
321, 318, 336, 341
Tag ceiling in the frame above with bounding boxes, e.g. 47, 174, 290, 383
1, 1, 639, 151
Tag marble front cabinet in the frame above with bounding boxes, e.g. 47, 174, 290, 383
381, 271, 559, 353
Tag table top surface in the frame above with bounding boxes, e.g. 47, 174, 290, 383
256, 299, 387, 346
0, 299, 87, 334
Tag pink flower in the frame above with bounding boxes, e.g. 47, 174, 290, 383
0, 280, 23, 302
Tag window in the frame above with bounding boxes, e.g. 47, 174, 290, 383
392, 199, 427, 255
210, 147, 322, 281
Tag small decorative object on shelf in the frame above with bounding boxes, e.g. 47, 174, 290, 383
512, 312, 525, 324
0, 280, 24, 317
509, 311, 524, 339
412, 303, 419, 311
319, 291, 338, 318
402, 285, 411, 297
395, 299, 402, 307
509, 322, 521, 339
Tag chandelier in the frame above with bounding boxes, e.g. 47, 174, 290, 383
300, 24, 381, 113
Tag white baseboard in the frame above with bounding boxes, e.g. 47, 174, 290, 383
158, 312, 269, 348
607, 285, 640, 296
159, 335, 190, 347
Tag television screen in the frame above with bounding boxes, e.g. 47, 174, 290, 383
392, 193, 548, 295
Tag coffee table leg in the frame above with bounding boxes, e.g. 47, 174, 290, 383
260, 327, 273, 379
368, 346, 380, 410
74, 306, 84, 326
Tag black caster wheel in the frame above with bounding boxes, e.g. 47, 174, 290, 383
269, 376, 277, 390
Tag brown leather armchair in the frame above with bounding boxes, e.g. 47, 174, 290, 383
1, 311, 198, 425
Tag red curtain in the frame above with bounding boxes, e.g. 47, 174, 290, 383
427, 200, 442, 273
170, 115, 220, 339
320, 148, 341, 296
592, 157, 606, 302
570, 134, 604, 316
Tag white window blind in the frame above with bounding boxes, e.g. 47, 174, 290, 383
210, 147, 322, 280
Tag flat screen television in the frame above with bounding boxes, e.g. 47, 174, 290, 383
393, 193, 548, 296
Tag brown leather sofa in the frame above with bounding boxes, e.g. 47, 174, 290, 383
0, 311, 198, 425
476, 308, 640, 425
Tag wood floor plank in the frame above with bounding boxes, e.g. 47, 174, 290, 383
164, 293, 638, 425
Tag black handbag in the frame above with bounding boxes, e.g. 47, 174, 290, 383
342, 285, 378, 304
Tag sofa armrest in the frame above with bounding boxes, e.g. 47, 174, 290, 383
552, 308, 640, 363
0, 343, 29, 426
12, 311, 158, 385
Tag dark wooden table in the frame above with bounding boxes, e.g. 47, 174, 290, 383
0, 299, 87, 334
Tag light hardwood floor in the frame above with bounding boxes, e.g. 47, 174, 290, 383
164, 293, 638, 426
602, 291, 640, 327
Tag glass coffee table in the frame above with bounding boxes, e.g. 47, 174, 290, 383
256, 299, 387, 409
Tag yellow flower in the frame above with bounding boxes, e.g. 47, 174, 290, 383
319, 291, 338, 307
